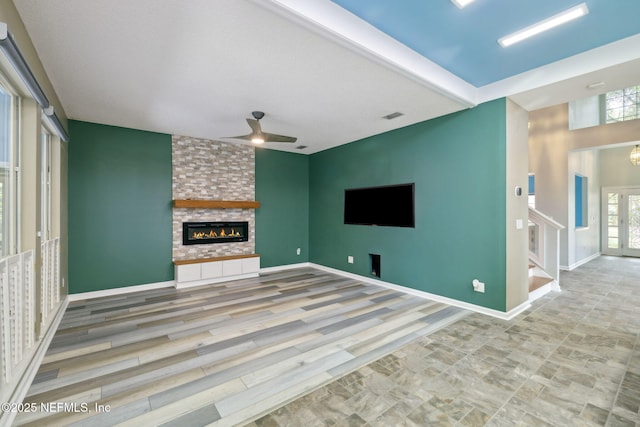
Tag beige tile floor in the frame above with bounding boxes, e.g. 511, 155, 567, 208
248, 256, 640, 426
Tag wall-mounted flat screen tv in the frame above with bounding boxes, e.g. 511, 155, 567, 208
344, 183, 415, 227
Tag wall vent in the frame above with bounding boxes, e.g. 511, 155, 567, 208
382, 112, 404, 120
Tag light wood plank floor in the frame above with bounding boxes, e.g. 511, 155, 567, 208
16, 267, 468, 426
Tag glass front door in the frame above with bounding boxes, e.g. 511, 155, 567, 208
625, 193, 640, 256
602, 188, 640, 257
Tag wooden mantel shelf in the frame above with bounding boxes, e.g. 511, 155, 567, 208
173, 199, 260, 209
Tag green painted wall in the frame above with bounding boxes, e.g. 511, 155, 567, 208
66, 99, 508, 310
255, 148, 309, 267
309, 99, 508, 311
68, 121, 173, 293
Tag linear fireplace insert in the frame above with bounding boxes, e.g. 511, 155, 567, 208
182, 221, 249, 245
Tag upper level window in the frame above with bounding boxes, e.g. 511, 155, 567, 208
569, 84, 640, 130
605, 85, 640, 124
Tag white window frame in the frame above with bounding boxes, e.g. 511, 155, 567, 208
0, 75, 20, 257
605, 85, 640, 124
40, 126, 52, 242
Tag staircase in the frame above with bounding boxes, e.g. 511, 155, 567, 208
529, 263, 553, 296
528, 207, 564, 300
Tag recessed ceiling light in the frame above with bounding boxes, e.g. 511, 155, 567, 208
450, 0, 475, 9
498, 3, 589, 47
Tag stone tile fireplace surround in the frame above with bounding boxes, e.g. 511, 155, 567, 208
172, 135, 256, 262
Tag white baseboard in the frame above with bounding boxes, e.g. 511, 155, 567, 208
303, 263, 530, 321
260, 262, 311, 274
1, 298, 68, 426
560, 252, 600, 271
67, 280, 176, 301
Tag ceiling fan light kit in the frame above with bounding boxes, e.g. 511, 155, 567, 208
226, 111, 297, 145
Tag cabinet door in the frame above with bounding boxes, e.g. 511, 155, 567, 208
177, 264, 201, 282
242, 257, 260, 273
201, 261, 223, 279
222, 259, 243, 276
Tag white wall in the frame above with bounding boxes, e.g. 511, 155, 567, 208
506, 99, 529, 310
599, 145, 640, 187
529, 104, 570, 266
529, 103, 640, 269
567, 150, 600, 268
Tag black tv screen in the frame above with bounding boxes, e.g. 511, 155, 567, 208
344, 183, 415, 227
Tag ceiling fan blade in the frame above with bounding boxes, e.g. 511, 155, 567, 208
225, 118, 261, 141
263, 132, 297, 143
224, 114, 297, 143
246, 118, 261, 134
225, 134, 253, 141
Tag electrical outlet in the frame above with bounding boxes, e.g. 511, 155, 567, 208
472, 279, 485, 293
348, 256, 354, 264
296, 248, 301, 255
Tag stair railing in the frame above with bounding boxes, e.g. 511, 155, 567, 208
528, 207, 565, 288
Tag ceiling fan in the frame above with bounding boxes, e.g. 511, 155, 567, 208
226, 111, 297, 144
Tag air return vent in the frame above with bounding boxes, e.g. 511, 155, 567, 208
382, 112, 404, 120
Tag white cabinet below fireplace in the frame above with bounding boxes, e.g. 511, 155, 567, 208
174, 254, 260, 289
201, 261, 223, 279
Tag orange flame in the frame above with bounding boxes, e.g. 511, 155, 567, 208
191, 228, 241, 240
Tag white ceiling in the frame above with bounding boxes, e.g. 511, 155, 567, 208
12, 0, 640, 154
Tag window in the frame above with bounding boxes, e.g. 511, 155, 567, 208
41, 128, 52, 241
605, 85, 640, 124
575, 175, 588, 228
569, 84, 640, 130
607, 192, 619, 249
0, 81, 19, 257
